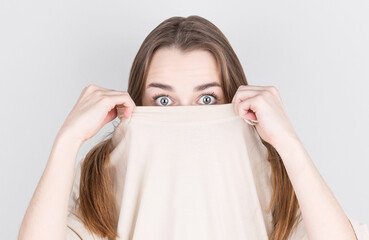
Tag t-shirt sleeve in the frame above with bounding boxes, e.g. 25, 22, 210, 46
288, 214, 369, 240
66, 159, 108, 240
348, 216, 369, 240
66, 211, 107, 240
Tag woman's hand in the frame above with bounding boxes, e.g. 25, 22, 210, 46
231, 85, 299, 149
59, 84, 136, 144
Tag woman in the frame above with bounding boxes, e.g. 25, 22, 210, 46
18, 15, 367, 240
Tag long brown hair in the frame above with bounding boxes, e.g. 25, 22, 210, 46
77, 15, 301, 240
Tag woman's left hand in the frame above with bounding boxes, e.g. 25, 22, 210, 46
231, 85, 299, 149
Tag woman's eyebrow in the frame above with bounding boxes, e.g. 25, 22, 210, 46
146, 82, 221, 92
194, 82, 221, 91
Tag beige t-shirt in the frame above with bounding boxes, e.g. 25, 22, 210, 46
66, 103, 369, 239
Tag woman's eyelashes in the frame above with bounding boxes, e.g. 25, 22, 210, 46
152, 93, 172, 106
151, 92, 219, 106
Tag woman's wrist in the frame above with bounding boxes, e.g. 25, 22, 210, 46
272, 132, 302, 155
56, 126, 84, 150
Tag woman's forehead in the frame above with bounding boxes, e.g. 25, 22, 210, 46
146, 47, 221, 88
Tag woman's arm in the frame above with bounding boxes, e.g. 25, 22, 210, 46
232, 85, 357, 239
18, 129, 83, 240
18, 84, 136, 239
274, 136, 357, 240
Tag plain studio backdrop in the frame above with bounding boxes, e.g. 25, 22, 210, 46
1, 0, 368, 239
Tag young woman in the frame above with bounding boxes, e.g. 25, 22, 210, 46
18, 15, 367, 240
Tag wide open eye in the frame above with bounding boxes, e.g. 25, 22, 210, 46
199, 93, 218, 105
152, 92, 219, 106
153, 94, 173, 106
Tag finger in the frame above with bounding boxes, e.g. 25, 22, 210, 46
102, 91, 137, 112
238, 96, 259, 121
100, 88, 127, 95
82, 84, 102, 98
101, 107, 118, 127
232, 88, 261, 115
241, 84, 277, 92
102, 94, 136, 119
89, 86, 130, 99
244, 118, 256, 126
241, 84, 266, 89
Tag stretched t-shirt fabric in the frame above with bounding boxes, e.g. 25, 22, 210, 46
66, 103, 369, 240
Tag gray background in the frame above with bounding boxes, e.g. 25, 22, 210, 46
1, 0, 368, 238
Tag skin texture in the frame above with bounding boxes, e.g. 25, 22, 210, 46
18, 47, 357, 240
142, 47, 226, 106
143, 47, 358, 240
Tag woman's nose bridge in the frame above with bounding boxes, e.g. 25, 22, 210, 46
176, 96, 194, 106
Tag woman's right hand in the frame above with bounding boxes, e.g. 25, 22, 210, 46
59, 84, 136, 144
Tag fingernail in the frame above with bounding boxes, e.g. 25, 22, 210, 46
244, 119, 255, 125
